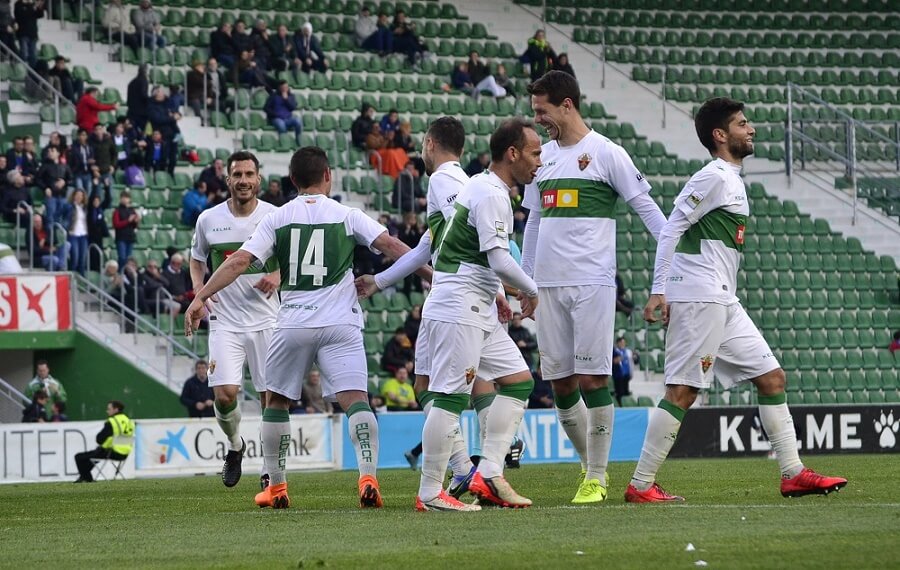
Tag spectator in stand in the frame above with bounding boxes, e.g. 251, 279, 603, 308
126, 65, 150, 132
144, 129, 169, 173
41, 131, 68, 163
181, 180, 207, 226
199, 158, 227, 197
1, 170, 32, 224
102, 0, 138, 49
0, 0, 15, 56
451, 62, 474, 94
615, 273, 635, 315
21, 389, 48, 422
508, 311, 538, 371
205, 57, 230, 113
162, 252, 193, 313
552, 52, 576, 78
4, 136, 22, 167
464, 151, 490, 177
467, 51, 507, 98
390, 9, 426, 65
103, 259, 125, 294
167, 84, 184, 113
0, 155, 7, 182
29, 212, 68, 269
495, 63, 516, 98
147, 87, 180, 174
67, 129, 95, 195
890, 330, 900, 353
380, 366, 418, 411
50, 401, 68, 422
231, 19, 253, 56
351, 102, 376, 150
141, 257, 172, 315
25, 360, 66, 420
391, 161, 426, 214
48, 56, 83, 103
380, 109, 401, 138
404, 304, 422, 344
62, 188, 89, 275
37, 146, 71, 224
209, 22, 236, 69
357, 8, 393, 55
392, 120, 415, 153
260, 178, 287, 207
87, 186, 111, 271
264, 81, 303, 145
300, 370, 330, 414
529, 368, 554, 409
112, 190, 139, 268
13, 0, 43, 67
381, 327, 414, 374
130, 0, 164, 48
293, 22, 328, 73
19, 136, 39, 185
110, 121, 133, 169
525, 29, 556, 81
90, 123, 117, 195
267, 24, 294, 72
233, 49, 276, 90
396, 211, 424, 294
366, 122, 407, 178
250, 19, 271, 70
180, 360, 215, 418
611, 337, 638, 405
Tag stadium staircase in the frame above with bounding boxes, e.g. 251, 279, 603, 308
2, 0, 898, 408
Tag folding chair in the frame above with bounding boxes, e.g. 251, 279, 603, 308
90, 435, 134, 481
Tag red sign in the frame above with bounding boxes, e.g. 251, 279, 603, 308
736, 225, 745, 246
0, 274, 72, 331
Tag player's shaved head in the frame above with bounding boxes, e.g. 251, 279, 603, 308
490, 118, 536, 163
290, 146, 331, 190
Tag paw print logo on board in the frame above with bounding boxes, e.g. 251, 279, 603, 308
874, 411, 899, 449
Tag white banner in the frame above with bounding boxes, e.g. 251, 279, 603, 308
134, 415, 338, 477
0, 274, 72, 331
0, 421, 135, 483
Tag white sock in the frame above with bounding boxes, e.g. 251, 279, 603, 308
586, 404, 614, 482
348, 407, 378, 478
759, 402, 803, 478
476, 405, 490, 455
258, 422, 268, 478
478, 395, 526, 479
631, 403, 683, 490
418, 407, 459, 501
449, 434, 473, 477
215, 401, 243, 451
556, 398, 589, 471
261, 408, 291, 486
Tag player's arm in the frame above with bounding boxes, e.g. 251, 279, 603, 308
186, 250, 256, 334
357, 232, 432, 298
520, 182, 541, 278
487, 248, 538, 318
606, 145, 667, 240
188, 215, 217, 309
627, 192, 667, 241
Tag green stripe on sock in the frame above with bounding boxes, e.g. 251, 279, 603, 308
497, 379, 534, 402
345, 401, 373, 417
758, 392, 787, 405
433, 393, 469, 415
658, 399, 686, 422
417, 389, 437, 408
583, 387, 614, 408
214, 400, 238, 415
262, 407, 290, 422
472, 392, 496, 413
554, 389, 582, 410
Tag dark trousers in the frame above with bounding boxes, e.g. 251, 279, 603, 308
75, 447, 127, 481
613, 374, 632, 405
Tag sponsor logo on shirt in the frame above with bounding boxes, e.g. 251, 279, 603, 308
210, 226, 231, 232
577, 153, 592, 171
636, 172, 644, 182
495, 221, 506, 236
735, 225, 745, 245
541, 189, 579, 208
687, 193, 703, 208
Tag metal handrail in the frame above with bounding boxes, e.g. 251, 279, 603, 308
0, 40, 76, 128
15, 201, 34, 270
0, 376, 30, 410
88, 242, 105, 273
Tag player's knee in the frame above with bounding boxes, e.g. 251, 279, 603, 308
550, 376, 579, 397
215, 392, 236, 408
754, 368, 786, 395
578, 374, 609, 391
664, 385, 699, 409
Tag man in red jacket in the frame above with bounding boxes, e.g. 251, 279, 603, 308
76, 87, 118, 132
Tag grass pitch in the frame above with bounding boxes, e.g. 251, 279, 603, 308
1, 455, 896, 569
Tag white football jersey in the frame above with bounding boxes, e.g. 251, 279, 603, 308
425, 160, 469, 260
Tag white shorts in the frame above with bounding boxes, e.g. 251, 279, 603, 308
264, 325, 368, 401
207, 328, 272, 392
419, 318, 528, 394
535, 285, 616, 380
414, 327, 430, 377
665, 302, 780, 389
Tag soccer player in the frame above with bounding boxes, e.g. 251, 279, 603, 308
416, 118, 542, 511
185, 147, 418, 509
625, 98, 848, 502
521, 71, 667, 503
189, 150, 280, 489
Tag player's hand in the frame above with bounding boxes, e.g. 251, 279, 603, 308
253, 272, 280, 298
202, 292, 219, 316
643, 294, 669, 326
184, 297, 206, 337
495, 292, 512, 323
517, 291, 538, 320
354, 274, 379, 299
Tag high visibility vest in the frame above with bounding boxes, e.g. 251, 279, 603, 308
101, 413, 135, 456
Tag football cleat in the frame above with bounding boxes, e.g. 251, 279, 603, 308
255, 482, 290, 509
571, 473, 610, 504
415, 490, 481, 512
505, 439, 525, 469
624, 482, 685, 503
404, 450, 419, 470
780, 468, 847, 498
469, 472, 532, 508
222, 438, 245, 488
448, 466, 476, 499
358, 475, 384, 508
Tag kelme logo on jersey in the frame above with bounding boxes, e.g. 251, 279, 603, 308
577, 153, 592, 171
735, 225, 745, 245
541, 189, 579, 208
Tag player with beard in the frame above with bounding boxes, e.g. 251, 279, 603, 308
190, 151, 281, 489
625, 98, 847, 502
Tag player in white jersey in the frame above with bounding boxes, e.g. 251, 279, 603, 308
189, 151, 280, 489
520, 71, 668, 504
625, 97, 847, 503
185, 147, 417, 510
0, 243, 23, 273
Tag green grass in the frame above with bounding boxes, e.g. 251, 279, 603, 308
1, 455, 897, 569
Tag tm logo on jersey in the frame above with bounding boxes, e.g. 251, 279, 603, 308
736, 225, 746, 245
542, 189, 579, 208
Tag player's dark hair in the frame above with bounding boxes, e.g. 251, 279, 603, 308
108, 400, 125, 413
227, 150, 260, 174
426, 117, 465, 157
490, 118, 536, 163
695, 97, 745, 153
527, 70, 581, 111
290, 146, 330, 189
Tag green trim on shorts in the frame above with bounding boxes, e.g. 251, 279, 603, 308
497, 379, 534, 402
345, 401, 373, 417
262, 407, 290, 422
472, 392, 496, 413
432, 393, 469, 416
584, 387, 614, 408
658, 399, 686, 422
417, 389, 438, 408
758, 392, 787, 405
554, 389, 582, 410
215, 400, 238, 415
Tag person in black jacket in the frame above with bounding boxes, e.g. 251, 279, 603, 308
126, 65, 150, 132
1, 170, 33, 224
22, 389, 48, 422
209, 22, 236, 69
48, 56, 82, 103
249, 19, 271, 70
180, 360, 215, 418
351, 103, 376, 150
231, 20, 254, 57
73, 400, 133, 483
87, 185, 111, 271
551, 52, 576, 78
0, 0, 16, 57
13, 0, 43, 67
381, 328, 414, 375
267, 24, 294, 72
508, 312, 538, 371
37, 146, 72, 224
147, 87, 180, 174
112, 191, 139, 268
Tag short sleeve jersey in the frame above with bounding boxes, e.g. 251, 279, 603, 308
240, 194, 387, 329
190, 200, 279, 332
424, 171, 512, 331
523, 130, 651, 287
663, 158, 748, 305
425, 160, 469, 258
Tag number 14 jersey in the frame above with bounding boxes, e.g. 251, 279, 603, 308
240, 194, 387, 329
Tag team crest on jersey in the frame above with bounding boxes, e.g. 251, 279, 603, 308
465, 367, 476, 384
209, 360, 217, 374
700, 355, 713, 374
577, 153, 592, 171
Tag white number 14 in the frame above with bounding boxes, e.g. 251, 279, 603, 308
288, 228, 328, 286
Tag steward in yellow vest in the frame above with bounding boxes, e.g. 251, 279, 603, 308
74, 400, 135, 483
